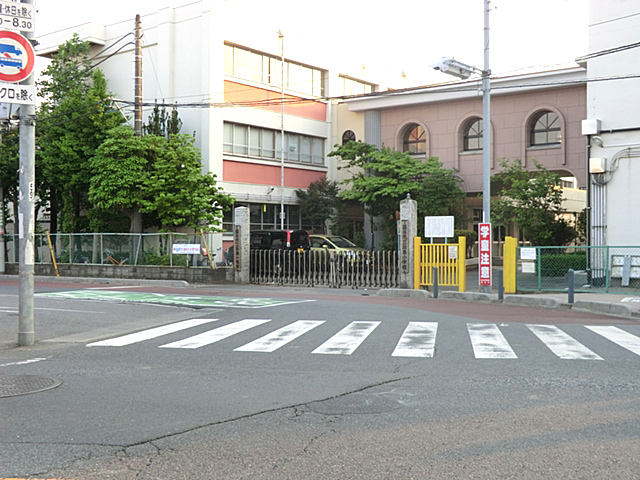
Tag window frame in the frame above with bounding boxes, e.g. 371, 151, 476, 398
530, 111, 561, 147
402, 124, 426, 155
462, 118, 483, 152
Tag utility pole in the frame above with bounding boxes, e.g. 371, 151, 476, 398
134, 14, 143, 136
131, 14, 143, 233
18, 0, 36, 346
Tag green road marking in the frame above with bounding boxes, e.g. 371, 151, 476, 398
36, 290, 313, 309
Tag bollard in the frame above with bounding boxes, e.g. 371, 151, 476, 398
433, 266, 438, 299
568, 269, 574, 304
498, 268, 504, 301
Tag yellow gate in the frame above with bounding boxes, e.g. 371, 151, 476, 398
414, 236, 466, 291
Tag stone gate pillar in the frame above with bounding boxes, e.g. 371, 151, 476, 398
234, 206, 250, 284
399, 194, 417, 289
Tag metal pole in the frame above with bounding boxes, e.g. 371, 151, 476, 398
481, 0, 492, 293
18, 0, 36, 346
279, 31, 285, 229
568, 269, 575, 304
432, 266, 438, 299
134, 14, 143, 137
0, 186, 4, 274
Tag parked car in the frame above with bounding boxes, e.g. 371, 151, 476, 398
309, 234, 366, 254
250, 229, 310, 252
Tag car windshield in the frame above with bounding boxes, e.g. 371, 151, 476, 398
328, 236, 356, 248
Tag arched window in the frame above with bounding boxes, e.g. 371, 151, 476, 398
530, 111, 561, 146
342, 130, 356, 145
463, 118, 483, 151
403, 124, 426, 154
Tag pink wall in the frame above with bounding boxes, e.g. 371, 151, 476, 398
223, 160, 326, 188
224, 81, 327, 121
380, 85, 587, 192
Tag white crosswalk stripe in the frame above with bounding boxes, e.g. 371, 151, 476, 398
84, 319, 640, 361
467, 323, 517, 359
392, 322, 438, 358
87, 318, 220, 347
586, 326, 640, 356
159, 319, 270, 349
527, 324, 603, 360
312, 321, 380, 355
234, 320, 324, 352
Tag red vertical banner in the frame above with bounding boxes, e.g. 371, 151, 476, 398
478, 223, 492, 287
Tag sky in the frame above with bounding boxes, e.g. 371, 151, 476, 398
34, 0, 589, 87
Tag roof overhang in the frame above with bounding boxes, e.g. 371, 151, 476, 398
344, 65, 587, 112
36, 23, 106, 58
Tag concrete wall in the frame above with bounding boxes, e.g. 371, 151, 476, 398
4, 264, 235, 284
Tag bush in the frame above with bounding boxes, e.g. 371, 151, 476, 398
539, 252, 587, 277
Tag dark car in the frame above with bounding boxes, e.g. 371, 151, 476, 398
250, 229, 310, 252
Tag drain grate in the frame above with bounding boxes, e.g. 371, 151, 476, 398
0, 375, 62, 398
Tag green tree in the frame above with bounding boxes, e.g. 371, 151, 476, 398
491, 158, 576, 246
0, 127, 19, 225
140, 134, 234, 231
329, 141, 465, 249
37, 34, 125, 233
295, 177, 340, 233
88, 126, 160, 232
143, 103, 183, 138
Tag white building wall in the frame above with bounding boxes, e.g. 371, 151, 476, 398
585, 0, 640, 246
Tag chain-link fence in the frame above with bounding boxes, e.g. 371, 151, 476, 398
3, 233, 233, 267
516, 245, 640, 294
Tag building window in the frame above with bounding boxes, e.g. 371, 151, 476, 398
224, 44, 325, 97
463, 118, 483, 151
530, 111, 561, 146
342, 130, 356, 145
403, 124, 426, 155
340, 76, 376, 96
224, 122, 324, 165
224, 202, 302, 232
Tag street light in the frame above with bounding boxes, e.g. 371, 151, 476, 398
433, 0, 491, 291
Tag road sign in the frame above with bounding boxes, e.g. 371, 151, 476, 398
0, 80, 34, 104
0, 1, 35, 32
0, 30, 35, 83
478, 222, 492, 287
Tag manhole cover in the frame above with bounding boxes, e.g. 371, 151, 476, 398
0, 375, 62, 398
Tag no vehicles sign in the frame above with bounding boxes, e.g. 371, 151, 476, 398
0, 29, 35, 83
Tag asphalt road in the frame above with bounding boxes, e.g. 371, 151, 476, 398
2, 280, 640, 479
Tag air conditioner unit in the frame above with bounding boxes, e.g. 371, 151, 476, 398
589, 157, 606, 174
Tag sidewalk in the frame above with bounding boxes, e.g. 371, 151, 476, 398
6, 271, 640, 320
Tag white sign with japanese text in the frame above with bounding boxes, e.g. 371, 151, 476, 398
0, 1, 35, 32
424, 216, 454, 238
172, 244, 201, 255
478, 222, 492, 287
0, 81, 34, 104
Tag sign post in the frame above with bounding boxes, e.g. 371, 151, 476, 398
478, 223, 492, 289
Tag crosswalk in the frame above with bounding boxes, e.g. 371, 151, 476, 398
86, 319, 640, 360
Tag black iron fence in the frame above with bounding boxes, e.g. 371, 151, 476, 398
250, 249, 399, 288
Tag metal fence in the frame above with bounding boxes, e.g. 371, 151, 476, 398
250, 250, 399, 288
3, 233, 230, 267
516, 245, 640, 294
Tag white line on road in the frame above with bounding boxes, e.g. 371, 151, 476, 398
0, 357, 48, 367
586, 326, 640, 356
527, 324, 603, 360
234, 320, 325, 352
467, 323, 517, 359
392, 322, 438, 358
312, 321, 380, 355
87, 318, 220, 347
159, 319, 271, 349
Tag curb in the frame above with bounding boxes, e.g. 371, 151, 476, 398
31, 275, 190, 288
503, 295, 563, 309
439, 291, 492, 302
571, 300, 633, 317
376, 289, 432, 299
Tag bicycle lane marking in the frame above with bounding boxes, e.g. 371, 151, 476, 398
35, 290, 314, 309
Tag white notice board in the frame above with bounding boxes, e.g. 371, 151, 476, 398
424, 216, 454, 238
